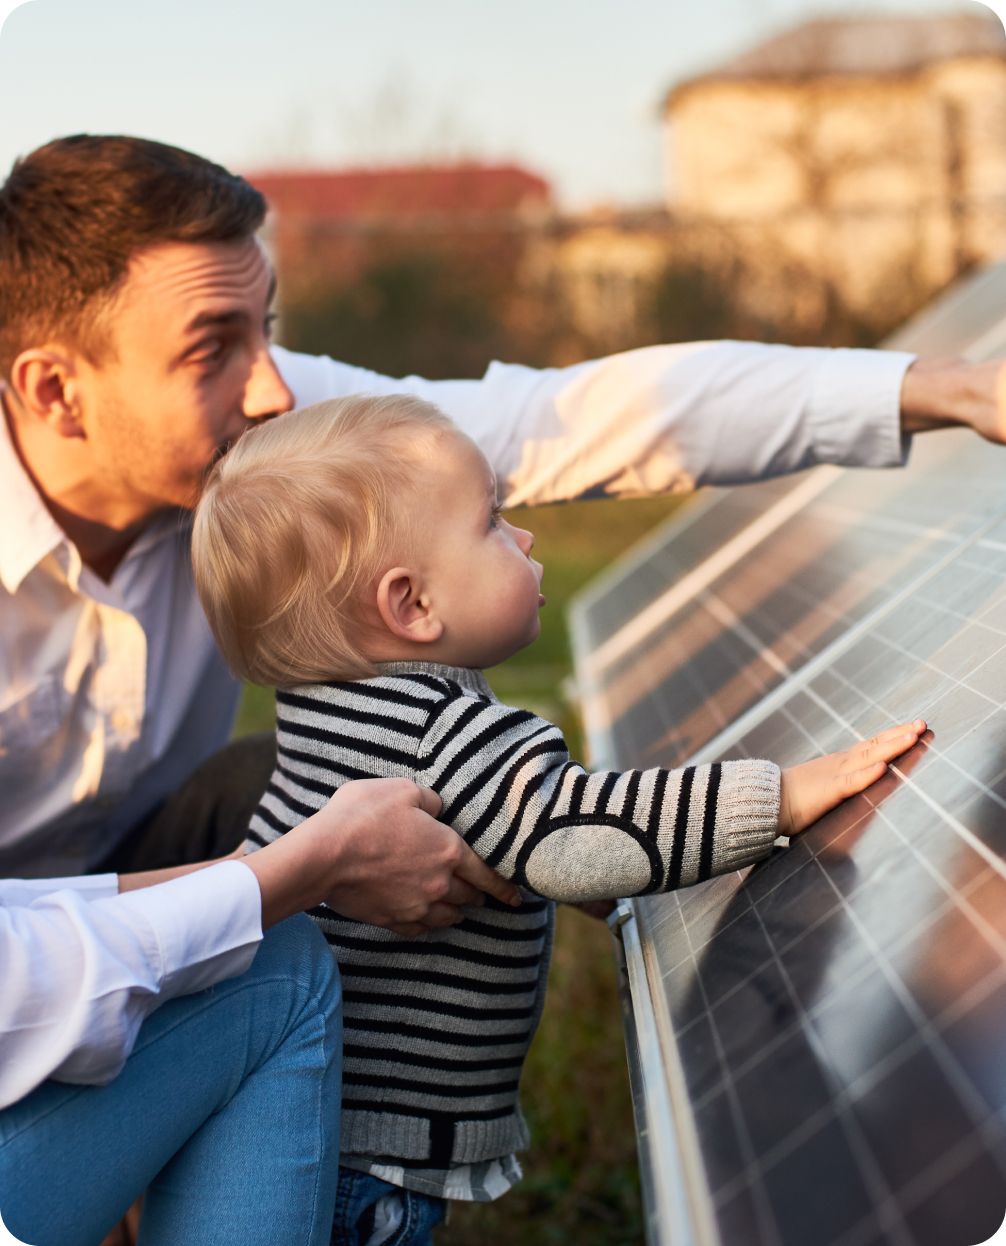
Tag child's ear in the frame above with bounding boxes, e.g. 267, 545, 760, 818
376, 567, 443, 645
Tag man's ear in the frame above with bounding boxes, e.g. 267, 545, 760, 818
376, 567, 443, 645
8, 347, 86, 440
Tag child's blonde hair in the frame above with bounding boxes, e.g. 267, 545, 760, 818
192, 393, 455, 686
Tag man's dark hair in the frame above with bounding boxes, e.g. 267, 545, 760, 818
0, 134, 267, 379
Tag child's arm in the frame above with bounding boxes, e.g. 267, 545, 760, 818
418, 691, 925, 903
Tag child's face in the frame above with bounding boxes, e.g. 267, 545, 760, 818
375, 430, 545, 670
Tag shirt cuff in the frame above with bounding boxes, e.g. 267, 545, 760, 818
105, 860, 264, 1003
0, 874, 120, 907
808, 349, 916, 469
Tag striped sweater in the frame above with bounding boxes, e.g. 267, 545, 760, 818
246, 662, 780, 1200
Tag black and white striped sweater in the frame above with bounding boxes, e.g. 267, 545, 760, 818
246, 662, 780, 1200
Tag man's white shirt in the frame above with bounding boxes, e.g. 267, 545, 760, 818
0, 340, 914, 875
0, 860, 263, 1107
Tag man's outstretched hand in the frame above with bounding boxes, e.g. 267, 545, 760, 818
778, 720, 926, 838
900, 357, 1006, 444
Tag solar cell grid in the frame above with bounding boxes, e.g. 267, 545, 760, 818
574, 432, 1006, 775
581, 479, 796, 649
626, 514, 1006, 1246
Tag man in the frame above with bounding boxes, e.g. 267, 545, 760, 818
1, 133, 1002, 898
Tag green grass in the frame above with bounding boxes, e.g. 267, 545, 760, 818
481, 495, 686, 764
232, 493, 686, 1244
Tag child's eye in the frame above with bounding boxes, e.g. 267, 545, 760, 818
489, 507, 502, 529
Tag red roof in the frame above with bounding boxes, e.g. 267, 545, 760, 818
245, 163, 552, 218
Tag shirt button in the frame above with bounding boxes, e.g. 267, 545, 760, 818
111, 709, 137, 733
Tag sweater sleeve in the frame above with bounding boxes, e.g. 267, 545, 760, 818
417, 690, 780, 903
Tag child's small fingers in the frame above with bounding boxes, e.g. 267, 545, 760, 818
865, 720, 926, 748
855, 723, 926, 763
871, 732, 921, 760
843, 760, 889, 794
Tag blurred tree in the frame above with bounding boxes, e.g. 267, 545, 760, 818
647, 260, 738, 345
285, 247, 507, 379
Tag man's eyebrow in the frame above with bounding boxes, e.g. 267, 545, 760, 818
185, 308, 251, 333
184, 277, 276, 334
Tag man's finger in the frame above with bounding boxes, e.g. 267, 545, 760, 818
411, 784, 443, 819
451, 841, 521, 907
440, 876, 487, 907
387, 921, 430, 938
419, 901, 466, 929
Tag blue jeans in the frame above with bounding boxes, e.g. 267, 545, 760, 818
0, 914, 342, 1246
331, 1167, 446, 1246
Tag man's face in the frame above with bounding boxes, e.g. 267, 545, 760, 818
73, 236, 293, 512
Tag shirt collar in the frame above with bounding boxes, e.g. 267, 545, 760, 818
0, 390, 68, 595
376, 660, 496, 700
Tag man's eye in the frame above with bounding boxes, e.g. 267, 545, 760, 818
191, 338, 224, 363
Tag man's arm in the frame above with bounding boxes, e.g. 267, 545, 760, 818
0, 861, 263, 1106
119, 777, 521, 936
275, 341, 1006, 508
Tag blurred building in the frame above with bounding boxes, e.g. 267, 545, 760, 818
544, 12, 1006, 354
246, 163, 552, 295
248, 17, 1006, 366
661, 11, 1006, 338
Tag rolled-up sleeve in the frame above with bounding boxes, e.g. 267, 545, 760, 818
271, 340, 915, 507
0, 861, 263, 1108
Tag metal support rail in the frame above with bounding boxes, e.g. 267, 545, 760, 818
608, 901, 722, 1246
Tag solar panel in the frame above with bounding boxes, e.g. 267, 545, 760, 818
569, 262, 1006, 1246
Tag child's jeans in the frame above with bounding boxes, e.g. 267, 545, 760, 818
331, 1167, 446, 1246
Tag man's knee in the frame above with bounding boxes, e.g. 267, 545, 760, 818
252, 914, 340, 1004
222, 915, 342, 1072
133, 914, 341, 1077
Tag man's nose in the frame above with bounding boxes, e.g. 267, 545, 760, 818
243, 346, 294, 421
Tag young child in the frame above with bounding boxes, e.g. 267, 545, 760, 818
192, 395, 925, 1246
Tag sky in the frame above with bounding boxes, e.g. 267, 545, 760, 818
0, 0, 1001, 208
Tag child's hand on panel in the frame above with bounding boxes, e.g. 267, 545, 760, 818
778, 720, 927, 837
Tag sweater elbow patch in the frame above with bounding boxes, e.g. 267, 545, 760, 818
521, 823, 655, 902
